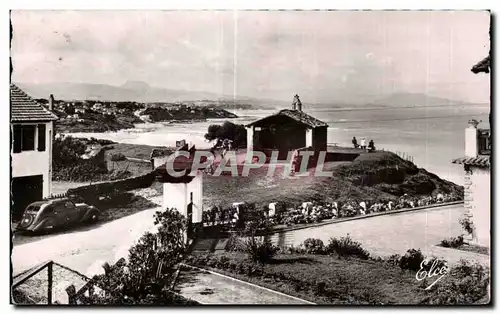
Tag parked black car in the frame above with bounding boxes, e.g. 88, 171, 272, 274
16, 198, 100, 233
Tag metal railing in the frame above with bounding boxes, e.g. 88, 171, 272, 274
11, 260, 122, 305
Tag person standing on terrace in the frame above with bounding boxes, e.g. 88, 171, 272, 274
352, 137, 359, 148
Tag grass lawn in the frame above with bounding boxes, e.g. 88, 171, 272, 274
104, 143, 175, 161
203, 161, 396, 209
189, 252, 430, 304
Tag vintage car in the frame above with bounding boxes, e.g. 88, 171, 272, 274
16, 197, 100, 233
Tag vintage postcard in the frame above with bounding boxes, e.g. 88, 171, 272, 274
10, 10, 491, 305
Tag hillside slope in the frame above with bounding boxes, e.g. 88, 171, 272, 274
203, 151, 463, 207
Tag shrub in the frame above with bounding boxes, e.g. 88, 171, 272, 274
207, 258, 218, 268
237, 263, 246, 274
90, 209, 187, 304
303, 238, 325, 255
459, 216, 474, 235
440, 235, 464, 248
243, 237, 279, 264
217, 256, 230, 269
111, 153, 127, 161
422, 260, 490, 305
450, 259, 488, 279
398, 249, 425, 271
228, 262, 238, 271
226, 235, 243, 252
326, 235, 370, 259
283, 245, 306, 255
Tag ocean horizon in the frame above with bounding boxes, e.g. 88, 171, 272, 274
66, 104, 490, 186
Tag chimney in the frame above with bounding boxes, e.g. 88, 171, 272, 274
48, 94, 55, 111
465, 119, 479, 158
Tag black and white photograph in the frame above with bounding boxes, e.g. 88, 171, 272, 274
9, 8, 491, 305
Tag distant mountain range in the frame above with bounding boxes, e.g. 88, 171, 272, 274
14, 81, 288, 109
366, 93, 485, 108
14, 81, 486, 109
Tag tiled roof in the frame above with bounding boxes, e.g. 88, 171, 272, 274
452, 156, 490, 168
10, 84, 58, 122
246, 109, 328, 128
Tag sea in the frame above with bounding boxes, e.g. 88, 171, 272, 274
67, 104, 490, 186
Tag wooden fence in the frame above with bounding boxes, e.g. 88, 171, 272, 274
380, 148, 415, 164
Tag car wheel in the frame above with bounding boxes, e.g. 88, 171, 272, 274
89, 212, 99, 222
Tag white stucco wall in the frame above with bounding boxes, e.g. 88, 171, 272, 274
246, 126, 254, 150
469, 167, 490, 247
11, 122, 53, 197
305, 128, 313, 147
162, 172, 203, 223
153, 155, 170, 169
465, 127, 479, 157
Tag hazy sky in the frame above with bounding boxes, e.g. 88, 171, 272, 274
11, 10, 490, 103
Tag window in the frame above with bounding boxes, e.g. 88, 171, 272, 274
38, 124, 46, 152
12, 125, 36, 153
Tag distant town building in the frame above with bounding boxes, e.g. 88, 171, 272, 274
245, 95, 328, 158
10, 84, 58, 220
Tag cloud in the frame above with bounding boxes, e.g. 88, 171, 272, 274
10, 10, 490, 103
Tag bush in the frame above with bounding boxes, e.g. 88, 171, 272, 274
422, 259, 490, 304
398, 249, 425, 271
440, 235, 464, 248
385, 254, 402, 266
111, 153, 127, 161
303, 238, 325, 255
283, 245, 306, 255
459, 216, 474, 235
90, 209, 187, 304
243, 237, 279, 264
326, 235, 370, 259
226, 235, 243, 252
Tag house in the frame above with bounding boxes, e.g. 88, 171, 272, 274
452, 120, 490, 246
245, 95, 328, 158
10, 84, 58, 220
450, 56, 491, 247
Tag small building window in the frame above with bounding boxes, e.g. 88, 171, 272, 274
12, 125, 36, 153
38, 124, 46, 152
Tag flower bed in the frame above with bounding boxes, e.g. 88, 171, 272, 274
202, 192, 463, 231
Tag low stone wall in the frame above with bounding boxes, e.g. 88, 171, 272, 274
226, 201, 464, 250
66, 171, 156, 201
265, 200, 464, 235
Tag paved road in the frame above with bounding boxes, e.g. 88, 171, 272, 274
11, 206, 161, 277
12, 202, 488, 279
288, 204, 489, 266
176, 267, 312, 304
